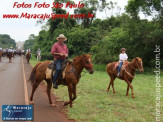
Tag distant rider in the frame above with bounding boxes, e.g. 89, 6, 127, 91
8, 47, 13, 56
37, 49, 41, 61
26, 48, 32, 58
37, 49, 41, 56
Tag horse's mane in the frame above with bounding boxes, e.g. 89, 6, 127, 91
73, 55, 83, 62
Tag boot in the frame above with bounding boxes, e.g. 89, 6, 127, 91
53, 83, 58, 89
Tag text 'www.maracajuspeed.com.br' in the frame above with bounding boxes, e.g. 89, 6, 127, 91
3, 12, 94, 20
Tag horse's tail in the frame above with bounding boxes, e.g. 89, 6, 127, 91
28, 62, 41, 86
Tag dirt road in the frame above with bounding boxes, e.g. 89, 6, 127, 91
0, 56, 73, 122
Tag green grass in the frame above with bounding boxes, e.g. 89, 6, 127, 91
29, 58, 163, 122
93, 64, 106, 72
29, 56, 39, 67
54, 72, 163, 122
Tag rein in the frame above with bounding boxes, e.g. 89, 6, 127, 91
66, 63, 81, 79
123, 63, 135, 79
128, 60, 141, 71
124, 69, 134, 79
66, 62, 89, 79
128, 64, 136, 70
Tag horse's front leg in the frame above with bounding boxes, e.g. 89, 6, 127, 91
46, 79, 55, 107
126, 84, 129, 96
126, 80, 134, 98
72, 84, 77, 101
64, 83, 73, 107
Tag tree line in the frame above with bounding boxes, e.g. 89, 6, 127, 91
0, 34, 16, 48
24, 0, 163, 68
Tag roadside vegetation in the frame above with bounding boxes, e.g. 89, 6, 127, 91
0, 34, 16, 48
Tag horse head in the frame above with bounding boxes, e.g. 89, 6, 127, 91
82, 54, 94, 74
133, 57, 144, 72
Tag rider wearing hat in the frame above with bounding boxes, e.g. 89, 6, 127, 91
37, 48, 41, 55
8, 47, 13, 56
117, 48, 128, 77
51, 34, 69, 89
8, 47, 13, 53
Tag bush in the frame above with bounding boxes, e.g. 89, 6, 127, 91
41, 52, 53, 60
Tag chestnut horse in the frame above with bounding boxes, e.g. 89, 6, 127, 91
28, 54, 94, 107
8, 52, 13, 63
26, 52, 30, 63
0, 51, 2, 62
106, 57, 144, 98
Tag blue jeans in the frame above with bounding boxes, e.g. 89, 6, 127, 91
118, 62, 123, 74
52, 59, 64, 85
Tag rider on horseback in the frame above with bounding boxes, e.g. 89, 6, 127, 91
37, 49, 41, 61
37, 49, 41, 56
26, 48, 32, 58
26, 48, 31, 53
8, 47, 13, 53
0, 46, 2, 51
117, 48, 128, 77
51, 34, 68, 89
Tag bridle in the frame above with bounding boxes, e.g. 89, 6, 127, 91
135, 59, 143, 71
123, 59, 143, 78
128, 59, 142, 71
85, 64, 93, 69
66, 59, 93, 79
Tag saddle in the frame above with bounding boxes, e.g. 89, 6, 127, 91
115, 61, 129, 69
46, 59, 72, 85
115, 61, 129, 78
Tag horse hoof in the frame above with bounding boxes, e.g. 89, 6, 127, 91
107, 89, 109, 92
70, 104, 73, 108
132, 96, 135, 98
113, 91, 116, 94
51, 103, 56, 107
126, 94, 128, 96
64, 102, 68, 106
29, 101, 34, 105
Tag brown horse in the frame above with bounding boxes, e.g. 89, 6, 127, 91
8, 52, 13, 63
106, 57, 144, 98
26, 52, 30, 63
0, 51, 2, 62
28, 54, 94, 107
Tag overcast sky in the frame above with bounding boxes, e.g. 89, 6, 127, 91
0, 0, 152, 42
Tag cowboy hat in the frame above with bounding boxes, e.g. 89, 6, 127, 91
56, 34, 67, 41
121, 48, 126, 52
10, 47, 13, 49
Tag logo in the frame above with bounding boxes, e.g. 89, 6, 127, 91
2, 105, 33, 121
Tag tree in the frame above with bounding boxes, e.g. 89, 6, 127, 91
126, 0, 163, 19
0, 34, 16, 48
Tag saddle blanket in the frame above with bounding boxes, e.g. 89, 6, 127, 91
45, 63, 68, 80
115, 61, 129, 69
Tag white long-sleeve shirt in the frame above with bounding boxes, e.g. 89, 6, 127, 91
8, 49, 13, 52
119, 53, 128, 62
